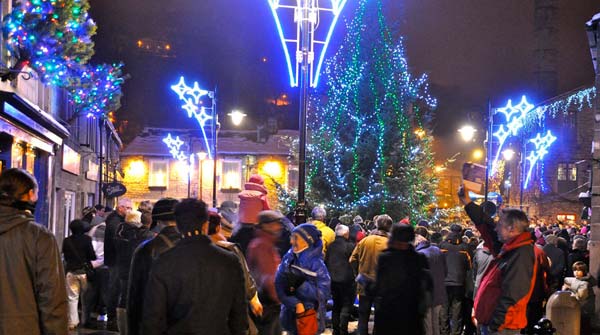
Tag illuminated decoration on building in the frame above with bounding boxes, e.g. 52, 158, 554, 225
524, 130, 556, 189
162, 134, 187, 162
267, 0, 348, 88
492, 96, 534, 174
2, 0, 96, 84
170, 76, 215, 159
67, 63, 125, 116
525, 87, 596, 126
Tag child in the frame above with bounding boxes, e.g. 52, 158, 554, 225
562, 261, 596, 335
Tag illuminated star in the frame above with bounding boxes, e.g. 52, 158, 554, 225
170, 76, 189, 101
524, 130, 556, 189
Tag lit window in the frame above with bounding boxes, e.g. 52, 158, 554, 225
221, 160, 242, 190
149, 160, 168, 187
568, 164, 577, 181
557, 163, 566, 181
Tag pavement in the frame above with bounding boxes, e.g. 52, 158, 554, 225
70, 321, 361, 334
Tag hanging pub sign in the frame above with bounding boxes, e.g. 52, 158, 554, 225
102, 182, 127, 197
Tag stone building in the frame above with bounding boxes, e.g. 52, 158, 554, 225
120, 127, 298, 210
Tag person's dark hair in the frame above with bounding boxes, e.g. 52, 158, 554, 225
499, 208, 529, 233
390, 223, 415, 243
94, 204, 105, 211
174, 198, 209, 234
207, 212, 221, 235
0, 168, 38, 206
414, 226, 429, 239
430, 232, 443, 245
104, 206, 113, 213
572, 261, 588, 274
375, 214, 393, 232
69, 219, 87, 235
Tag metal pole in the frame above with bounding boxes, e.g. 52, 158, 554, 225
98, 117, 104, 205
484, 99, 493, 203
187, 137, 191, 198
212, 88, 219, 208
199, 158, 203, 200
294, 0, 310, 224
519, 140, 526, 209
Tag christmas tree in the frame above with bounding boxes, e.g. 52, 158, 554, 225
2, 0, 96, 84
307, 0, 437, 221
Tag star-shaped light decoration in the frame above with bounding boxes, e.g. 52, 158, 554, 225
170, 76, 214, 159
162, 134, 186, 161
524, 130, 556, 189
491, 96, 534, 174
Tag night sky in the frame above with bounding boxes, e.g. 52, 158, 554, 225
89, 0, 600, 159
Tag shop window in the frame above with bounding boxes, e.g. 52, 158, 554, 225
221, 160, 242, 191
11, 142, 24, 169
148, 160, 168, 188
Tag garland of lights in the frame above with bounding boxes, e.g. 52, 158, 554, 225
2, 0, 96, 84
66, 63, 125, 117
306, 0, 437, 221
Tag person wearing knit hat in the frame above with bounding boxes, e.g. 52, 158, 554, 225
232, 174, 271, 255
127, 198, 181, 335
275, 223, 330, 334
82, 206, 96, 225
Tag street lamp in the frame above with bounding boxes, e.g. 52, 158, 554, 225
228, 110, 246, 127
472, 149, 484, 161
458, 125, 477, 142
502, 148, 516, 161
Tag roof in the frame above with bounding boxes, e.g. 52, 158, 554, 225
121, 127, 298, 158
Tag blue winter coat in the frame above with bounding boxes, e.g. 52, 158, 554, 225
275, 240, 331, 334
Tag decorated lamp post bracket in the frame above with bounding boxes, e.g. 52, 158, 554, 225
170, 76, 215, 159
524, 130, 556, 189
267, 0, 348, 88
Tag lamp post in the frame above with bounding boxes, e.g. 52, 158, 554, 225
585, 12, 600, 321
267, 0, 347, 223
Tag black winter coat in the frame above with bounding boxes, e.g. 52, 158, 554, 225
62, 234, 96, 273
375, 246, 431, 335
142, 235, 248, 335
115, 222, 154, 281
325, 236, 355, 283
230, 223, 256, 255
439, 240, 471, 286
0, 205, 68, 335
127, 226, 181, 335
103, 211, 124, 267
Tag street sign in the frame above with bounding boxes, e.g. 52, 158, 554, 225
102, 182, 127, 197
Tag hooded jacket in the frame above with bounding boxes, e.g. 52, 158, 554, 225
0, 205, 68, 335
238, 181, 270, 224
275, 239, 331, 334
465, 202, 537, 331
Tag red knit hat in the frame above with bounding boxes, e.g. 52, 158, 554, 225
249, 174, 265, 185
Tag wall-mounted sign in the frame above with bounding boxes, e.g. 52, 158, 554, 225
102, 182, 127, 197
62, 145, 80, 175
86, 159, 99, 181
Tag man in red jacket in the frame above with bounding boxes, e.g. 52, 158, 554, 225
459, 186, 537, 335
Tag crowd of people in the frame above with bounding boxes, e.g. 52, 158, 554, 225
0, 168, 597, 335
